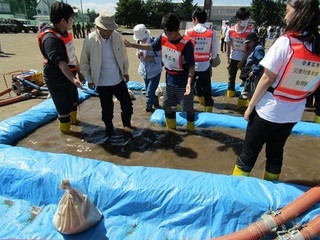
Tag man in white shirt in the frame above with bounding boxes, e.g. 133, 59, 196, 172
220, 21, 229, 53
80, 12, 133, 136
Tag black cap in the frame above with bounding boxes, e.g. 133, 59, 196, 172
244, 32, 259, 44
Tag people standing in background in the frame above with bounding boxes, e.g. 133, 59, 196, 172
132, 23, 162, 112
76, 22, 81, 38
224, 7, 252, 97
81, 23, 86, 38
72, 23, 79, 38
186, 7, 219, 112
124, 13, 196, 132
86, 22, 91, 36
232, 0, 320, 180
38, 2, 86, 133
220, 21, 229, 53
257, 23, 267, 47
80, 12, 133, 136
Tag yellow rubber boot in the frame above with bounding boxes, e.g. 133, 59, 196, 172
232, 165, 250, 176
227, 90, 236, 97
314, 115, 320, 124
187, 121, 194, 132
263, 171, 280, 181
237, 98, 248, 110
204, 106, 213, 112
197, 96, 205, 105
165, 117, 176, 129
70, 110, 79, 125
59, 121, 71, 133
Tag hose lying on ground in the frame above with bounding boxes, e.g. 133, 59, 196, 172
212, 185, 320, 240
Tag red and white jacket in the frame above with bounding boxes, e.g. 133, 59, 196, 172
186, 28, 213, 62
228, 26, 252, 52
161, 34, 190, 73
270, 34, 320, 102
38, 28, 77, 71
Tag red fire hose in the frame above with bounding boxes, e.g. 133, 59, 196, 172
212, 185, 320, 240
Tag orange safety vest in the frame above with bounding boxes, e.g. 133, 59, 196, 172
229, 26, 252, 52
38, 28, 77, 71
270, 35, 320, 102
186, 28, 213, 62
161, 33, 190, 74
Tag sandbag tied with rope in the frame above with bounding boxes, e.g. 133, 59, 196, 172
52, 179, 102, 235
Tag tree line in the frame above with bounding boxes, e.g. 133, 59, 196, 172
9, 0, 285, 29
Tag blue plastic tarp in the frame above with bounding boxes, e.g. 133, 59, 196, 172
126, 81, 243, 96
0, 82, 320, 239
1, 143, 320, 239
150, 109, 320, 138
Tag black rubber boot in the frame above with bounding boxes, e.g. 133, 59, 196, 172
105, 123, 114, 136
121, 114, 131, 128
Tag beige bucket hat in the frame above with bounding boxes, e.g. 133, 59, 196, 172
95, 12, 118, 31
133, 24, 150, 40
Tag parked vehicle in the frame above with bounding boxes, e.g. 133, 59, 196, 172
9, 18, 38, 33
0, 18, 18, 33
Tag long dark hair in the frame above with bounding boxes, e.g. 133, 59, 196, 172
284, 0, 320, 55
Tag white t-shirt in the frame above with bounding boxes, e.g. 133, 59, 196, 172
256, 36, 307, 123
98, 35, 122, 86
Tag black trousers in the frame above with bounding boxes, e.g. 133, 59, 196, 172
46, 81, 78, 122
220, 37, 226, 52
194, 67, 213, 106
228, 59, 240, 91
96, 81, 133, 126
236, 110, 296, 174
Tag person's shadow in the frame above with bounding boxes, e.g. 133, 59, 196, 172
0, 51, 15, 57
71, 122, 198, 159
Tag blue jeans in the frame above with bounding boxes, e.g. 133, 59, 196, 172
144, 73, 161, 105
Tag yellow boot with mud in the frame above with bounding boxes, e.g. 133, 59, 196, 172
70, 110, 79, 125
227, 90, 235, 97
237, 97, 248, 110
186, 113, 195, 132
263, 171, 280, 181
59, 121, 71, 134
314, 115, 320, 124
187, 121, 194, 132
204, 106, 213, 112
197, 96, 205, 105
165, 112, 176, 129
232, 165, 250, 176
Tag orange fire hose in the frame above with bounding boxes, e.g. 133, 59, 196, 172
0, 88, 11, 96
0, 89, 39, 107
300, 215, 320, 240
212, 185, 320, 240
274, 215, 320, 239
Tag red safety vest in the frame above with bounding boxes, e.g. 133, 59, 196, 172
161, 33, 190, 74
271, 35, 320, 102
38, 28, 77, 71
186, 28, 213, 62
229, 26, 252, 52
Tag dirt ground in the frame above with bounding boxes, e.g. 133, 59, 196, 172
1, 30, 319, 187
